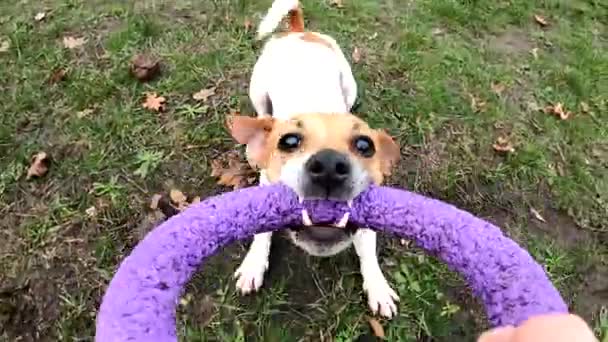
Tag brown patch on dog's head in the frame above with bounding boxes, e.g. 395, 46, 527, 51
226, 113, 400, 184
272, 32, 334, 50
300, 32, 334, 50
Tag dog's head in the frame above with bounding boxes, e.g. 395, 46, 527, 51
228, 113, 399, 202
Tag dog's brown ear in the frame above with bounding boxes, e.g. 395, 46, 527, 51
375, 131, 400, 176
226, 114, 274, 169
226, 114, 273, 144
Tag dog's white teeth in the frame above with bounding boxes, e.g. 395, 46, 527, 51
302, 209, 313, 226
347, 200, 353, 208
335, 213, 350, 228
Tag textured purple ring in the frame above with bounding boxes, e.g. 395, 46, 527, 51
95, 184, 567, 341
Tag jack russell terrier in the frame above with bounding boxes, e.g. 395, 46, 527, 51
227, 0, 401, 318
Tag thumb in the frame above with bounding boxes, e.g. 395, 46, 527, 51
478, 326, 516, 342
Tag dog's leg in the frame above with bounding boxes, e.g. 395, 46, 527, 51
353, 228, 399, 318
234, 231, 272, 294
234, 171, 273, 294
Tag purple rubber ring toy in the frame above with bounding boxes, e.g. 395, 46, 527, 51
96, 184, 567, 341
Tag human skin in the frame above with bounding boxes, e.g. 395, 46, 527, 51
478, 314, 597, 342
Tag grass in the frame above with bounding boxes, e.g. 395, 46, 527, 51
1, 0, 607, 340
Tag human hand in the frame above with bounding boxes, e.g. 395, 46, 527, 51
478, 314, 597, 342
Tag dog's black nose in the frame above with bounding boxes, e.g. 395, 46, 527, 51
305, 149, 351, 189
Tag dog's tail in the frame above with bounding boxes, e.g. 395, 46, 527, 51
257, 0, 303, 40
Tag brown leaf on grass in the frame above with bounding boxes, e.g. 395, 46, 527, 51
0, 39, 9, 52
27, 152, 51, 179
530, 207, 546, 223
149, 193, 163, 210
431, 27, 446, 36
130, 54, 161, 82
469, 94, 487, 112
368, 317, 385, 338
243, 18, 253, 31
544, 102, 571, 120
34, 12, 46, 21
492, 137, 515, 154
169, 189, 188, 207
62, 36, 87, 49
192, 87, 216, 102
142, 92, 166, 112
152, 191, 200, 217
210, 151, 256, 189
85, 206, 97, 218
530, 47, 539, 59
534, 14, 548, 27
352, 47, 362, 63
48, 68, 67, 84
330, 0, 344, 8
76, 108, 94, 118
491, 82, 505, 96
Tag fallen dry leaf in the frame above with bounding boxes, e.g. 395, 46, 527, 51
530, 47, 539, 59
0, 39, 9, 53
352, 47, 362, 63
169, 189, 188, 206
534, 14, 548, 27
76, 108, 94, 118
330, 0, 344, 8
493, 137, 515, 154
491, 82, 505, 96
192, 87, 216, 102
149, 193, 163, 210
151, 191, 201, 217
142, 92, 166, 112
243, 18, 253, 31
130, 54, 161, 82
62, 36, 87, 49
170, 189, 191, 211
469, 94, 487, 112
368, 317, 385, 338
48, 68, 67, 84
210, 151, 256, 190
530, 207, 546, 223
34, 11, 46, 21
544, 102, 571, 120
27, 152, 51, 179
431, 27, 446, 36
85, 206, 97, 218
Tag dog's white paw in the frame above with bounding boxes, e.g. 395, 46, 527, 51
364, 277, 400, 319
234, 259, 268, 295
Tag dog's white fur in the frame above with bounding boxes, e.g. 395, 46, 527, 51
234, 0, 398, 318
249, 33, 357, 118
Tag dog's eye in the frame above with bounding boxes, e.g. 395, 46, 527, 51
278, 133, 302, 152
352, 135, 375, 157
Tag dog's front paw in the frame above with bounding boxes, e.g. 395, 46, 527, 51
234, 259, 268, 295
364, 277, 400, 319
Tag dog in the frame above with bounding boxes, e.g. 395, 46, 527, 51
227, 0, 401, 318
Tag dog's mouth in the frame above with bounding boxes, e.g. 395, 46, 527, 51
290, 208, 356, 243
300, 208, 352, 229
